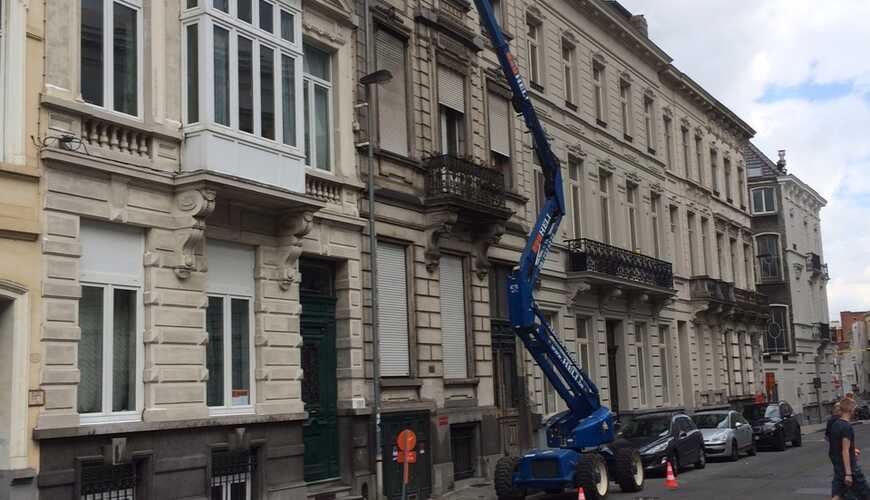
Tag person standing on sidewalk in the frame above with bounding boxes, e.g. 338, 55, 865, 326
830, 398, 870, 500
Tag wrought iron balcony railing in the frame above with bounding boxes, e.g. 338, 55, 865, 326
424, 154, 507, 211
757, 255, 783, 282
567, 238, 674, 289
689, 277, 735, 303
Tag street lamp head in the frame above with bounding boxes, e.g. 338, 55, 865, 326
360, 69, 393, 86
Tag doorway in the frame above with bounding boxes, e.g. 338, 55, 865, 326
300, 259, 339, 482
605, 320, 623, 415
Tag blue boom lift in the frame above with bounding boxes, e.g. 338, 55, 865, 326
471, 1, 645, 498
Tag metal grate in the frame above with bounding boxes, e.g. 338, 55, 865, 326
424, 154, 507, 211
530, 459, 560, 479
80, 463, 136, 500
567, 238, 673, 288
212, 449, 256, 484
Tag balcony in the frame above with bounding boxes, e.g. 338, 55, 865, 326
566, 239, 675, 303
422, 155, 512, 274
807, 253, 830, 280
423, 154, 511, 219
691, 277, 769, 322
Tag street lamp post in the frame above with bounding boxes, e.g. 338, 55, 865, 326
360, 66, 392, 499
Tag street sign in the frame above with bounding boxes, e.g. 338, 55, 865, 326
396, 428, 417, 500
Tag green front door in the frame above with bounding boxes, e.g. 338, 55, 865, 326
301, 294, 339, 482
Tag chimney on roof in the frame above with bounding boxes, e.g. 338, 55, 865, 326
777, 149, 787, 172
630, 14, 648, 37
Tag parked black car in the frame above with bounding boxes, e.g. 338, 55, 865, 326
742, 401, 802, 451
614, 411, 705, 475
855, 399, 870, 420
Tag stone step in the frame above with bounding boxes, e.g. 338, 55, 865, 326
306, 481, 360, 500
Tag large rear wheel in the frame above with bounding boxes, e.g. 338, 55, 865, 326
612, 447, 644, 492
494, 456, 525, 500
575, 453, 609, 500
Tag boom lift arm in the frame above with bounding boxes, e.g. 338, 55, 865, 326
471, 0, 613, 447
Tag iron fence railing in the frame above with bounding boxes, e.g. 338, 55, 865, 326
689, 277, 735, 303
567, 238, 673, 288
424, 154, 507, 210
80, 463, 136, 499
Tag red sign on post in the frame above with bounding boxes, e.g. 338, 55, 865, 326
396, 429, 417, 485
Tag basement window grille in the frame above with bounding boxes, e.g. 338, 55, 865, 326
211, 449, 256, 500
80, 462, 136, 500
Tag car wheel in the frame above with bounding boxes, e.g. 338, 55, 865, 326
695, 448, 706, 469
730, 440, 740, 462
494, 456, 526, 500
747, 441, 757, 456
612, 447, 644, 493
792, 428, 802, 447
773, 430, 787, 451
574, 453, 609, 500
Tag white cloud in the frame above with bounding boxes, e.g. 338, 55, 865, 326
622, 0, 870, 318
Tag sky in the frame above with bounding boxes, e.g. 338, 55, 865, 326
621, 0, 870, 321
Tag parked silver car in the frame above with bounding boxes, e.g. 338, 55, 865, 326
691, 410, 756, 461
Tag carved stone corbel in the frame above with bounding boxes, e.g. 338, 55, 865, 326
472, 222, 505, 280
567, 280, 591, 303
278, 210, 315, 290
172, 188, 217, 279
423, 210, 458, 273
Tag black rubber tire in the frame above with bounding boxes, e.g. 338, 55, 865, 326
574, 453, 609, 500
494, 456, 525, 500
544, 490, 562, 495
729, 440, 740, 462
695, 448, 706, 469
773, 430, 787, 451
612, 447, 644, 493
747, 441, 757, 456
792, 428, 802, 447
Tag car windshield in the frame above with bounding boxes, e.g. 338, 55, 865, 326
743, 404, 779, 420
692, 413, 729, 429
620, 415, 671, 439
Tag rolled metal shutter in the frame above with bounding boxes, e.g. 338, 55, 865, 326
438, 67, 465, 113
377, 242, 410, 376
376, 29, 409, 155
439, 255, 468, 379
488, 93, 510, 156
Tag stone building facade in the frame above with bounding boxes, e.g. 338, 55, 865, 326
33, 0, 373, 498
745, 144, 833, 423
356, 0, 767, 497
0, 0, 43, 498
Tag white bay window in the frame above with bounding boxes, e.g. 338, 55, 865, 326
181, 0, 306, 191
80, 0, 143, 117
303, 44, 332, 170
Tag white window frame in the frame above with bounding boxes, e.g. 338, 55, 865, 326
658, 325, 671, 405
526, 16, 542, 86
541, 311, 559, 415
750, 187, 777, 215
650, 192, 661, 259
592, 61, 606, 124
206, 294, 256, 416
568, 157, 583, 239
576, 316, 594, 380
211, 471, 252, 500
663, 115, 673, 169
755, 232, 783, 281
78, 280, 144, 425
643, 95, 656, 151
562, 39, 575, 104
626, 182, 639, 252
80, 0, 145, 120
303, 42, 334, 171
766, 304, 791, 353
181, 0, 304, 152
619, 79, 632, 138
635, 323, 649, 407
599, 171, 611, 244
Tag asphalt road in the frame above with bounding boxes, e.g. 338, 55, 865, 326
601, 422, 867, 500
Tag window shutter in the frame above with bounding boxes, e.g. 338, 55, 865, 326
438, 67, 465, 113
207, 239, 256, 296
377, 242, 410, 376
488, 93, 510, 156
376, 30, 409, 156
80, 220, 143, 283
439, 255, 468, 379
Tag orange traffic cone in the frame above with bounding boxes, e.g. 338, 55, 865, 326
577, 487, 586, 500
665, 461, 679, 489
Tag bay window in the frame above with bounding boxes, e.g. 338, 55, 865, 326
303, 44, 332, 170
80, 0, 142, 117
183, 0, 302, 146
